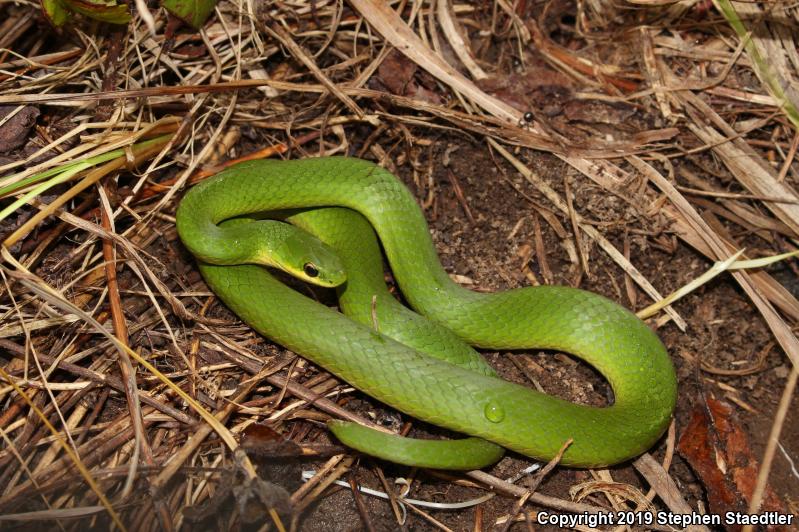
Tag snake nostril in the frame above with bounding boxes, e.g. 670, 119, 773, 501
303, 262, 319, 277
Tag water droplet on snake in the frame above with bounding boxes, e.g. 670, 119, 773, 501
484, 402, 505, 423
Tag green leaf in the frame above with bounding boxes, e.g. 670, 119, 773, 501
41, 0, 72, 26
61, 0, 131, 24
162, 0, 216, 29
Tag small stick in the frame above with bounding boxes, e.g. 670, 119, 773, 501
563, 175, 590, 279
348, 467, 377, 532
743, 366, 799, 530
776, 128, 799, 183
445, 168, 476, 224
498, 439, 571, 532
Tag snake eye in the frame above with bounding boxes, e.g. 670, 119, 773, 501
303, 263, 319, 278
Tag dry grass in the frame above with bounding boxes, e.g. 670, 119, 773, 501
0, 0, 798, 530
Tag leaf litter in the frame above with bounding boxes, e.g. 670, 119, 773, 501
0, 0, 798, 529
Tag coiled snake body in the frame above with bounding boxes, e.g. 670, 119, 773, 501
176, 157, 677, 469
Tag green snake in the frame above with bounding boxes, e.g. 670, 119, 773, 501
176, 157, 677, 469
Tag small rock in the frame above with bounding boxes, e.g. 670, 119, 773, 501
0, 105, 40, 153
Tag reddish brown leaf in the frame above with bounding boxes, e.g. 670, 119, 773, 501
376, 49, 417, 94
172, 43, 208, 58
476, 61, 575, 115
678, 397, 791, 531
241, 423, 285, 444
373, 49, 443, 105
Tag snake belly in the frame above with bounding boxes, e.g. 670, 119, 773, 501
176, 156, 677, 468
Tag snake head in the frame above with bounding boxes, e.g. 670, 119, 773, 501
274, 228, 347, 288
